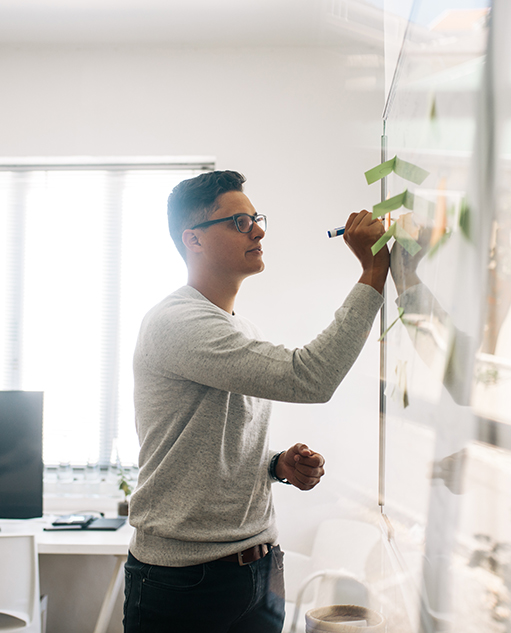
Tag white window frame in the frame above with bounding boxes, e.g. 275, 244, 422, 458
0, 157, 215, 484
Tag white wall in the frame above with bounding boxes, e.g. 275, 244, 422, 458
0, 43, 385, 632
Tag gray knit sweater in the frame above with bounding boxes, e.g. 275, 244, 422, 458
129, 283, 383, 566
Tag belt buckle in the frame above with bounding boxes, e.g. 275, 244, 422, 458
237, 544, 269, 566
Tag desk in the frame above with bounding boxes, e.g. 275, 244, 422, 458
0, 518, 133, 633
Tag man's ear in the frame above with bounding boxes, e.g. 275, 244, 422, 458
181, 229, 203, 254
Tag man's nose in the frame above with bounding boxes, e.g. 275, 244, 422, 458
252, 222, 265, 239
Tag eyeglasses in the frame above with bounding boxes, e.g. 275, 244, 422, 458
190, 213, 267, 234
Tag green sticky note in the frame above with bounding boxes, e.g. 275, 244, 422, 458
428, 229, 452, 259
372, 190, 432, 219
378, 307, 405, 341
364, 157, 396, 185
403, 191, 415, 210
365, 156, 429, 186
372, 190, 411, 218
407, 192, 435, 216
393, 157, 430, 185
370, 219, 421, 256
394, 223, 422, 256
371, 223, 395, 255
459, 198, 471, 240
412, 193, 435, 219
430, 96, 437, 121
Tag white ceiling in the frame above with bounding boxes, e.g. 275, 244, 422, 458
0, 0, 323, 45
0, 0, 384, 48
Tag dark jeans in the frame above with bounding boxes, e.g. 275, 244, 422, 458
123, 546, 285, 633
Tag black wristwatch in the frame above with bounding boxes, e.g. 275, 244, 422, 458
269, 451, 292, 484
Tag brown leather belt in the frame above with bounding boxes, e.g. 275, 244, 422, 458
217, 543, 273, 566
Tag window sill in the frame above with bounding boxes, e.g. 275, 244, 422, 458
43, 481, 130, 515
43, 493, 126, 516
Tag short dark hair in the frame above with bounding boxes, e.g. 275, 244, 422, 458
167, 170, 246, 259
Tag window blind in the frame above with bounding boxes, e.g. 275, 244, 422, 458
0, 160, 213, 467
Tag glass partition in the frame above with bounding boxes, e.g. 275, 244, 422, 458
370, 1, 511, 631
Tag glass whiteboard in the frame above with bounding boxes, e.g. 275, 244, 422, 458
371, 1, 511, 631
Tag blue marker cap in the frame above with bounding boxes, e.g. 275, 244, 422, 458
327, 226, 345, 238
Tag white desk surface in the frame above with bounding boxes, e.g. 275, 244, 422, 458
0, 516, 134, 555
0, 515, 133, 633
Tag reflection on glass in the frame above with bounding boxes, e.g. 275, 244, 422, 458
369, 1, 511, 632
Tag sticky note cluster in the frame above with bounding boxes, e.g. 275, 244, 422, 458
364, 155, 430, 255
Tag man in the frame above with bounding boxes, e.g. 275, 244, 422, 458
124, 170, 388, 632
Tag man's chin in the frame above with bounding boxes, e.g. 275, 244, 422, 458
246, 261, 265, 277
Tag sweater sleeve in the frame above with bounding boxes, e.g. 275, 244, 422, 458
137, 283, 383, 404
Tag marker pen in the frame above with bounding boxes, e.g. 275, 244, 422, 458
327, 226, 345, 238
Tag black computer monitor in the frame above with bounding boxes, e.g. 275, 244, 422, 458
0, 391, 43, 519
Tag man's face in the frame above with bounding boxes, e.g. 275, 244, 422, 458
196, 191, 265, 282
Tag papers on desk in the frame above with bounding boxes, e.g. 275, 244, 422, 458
44, 517, 126, 531
52, 513, 95, 528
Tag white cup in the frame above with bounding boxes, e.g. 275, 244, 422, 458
305, 605, 385, 632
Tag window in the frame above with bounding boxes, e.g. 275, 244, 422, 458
0, 158, 214, 468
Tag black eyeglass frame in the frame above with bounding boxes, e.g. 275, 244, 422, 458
189, 213, 267, 234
